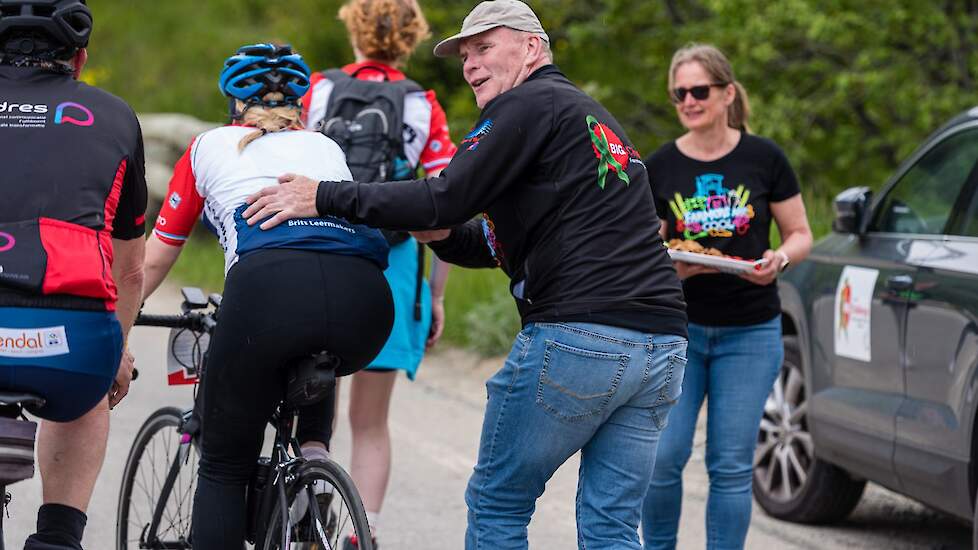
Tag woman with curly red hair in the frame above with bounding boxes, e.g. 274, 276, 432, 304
301, 1, 456, 548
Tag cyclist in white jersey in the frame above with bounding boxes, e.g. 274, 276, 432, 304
140, 43, 394, 550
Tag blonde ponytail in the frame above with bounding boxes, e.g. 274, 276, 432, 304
729, 81, 751, 134
236, 93, 304, 152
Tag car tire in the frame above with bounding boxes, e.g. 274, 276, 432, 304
972, 491, 977, 550
753, 335, 866, 524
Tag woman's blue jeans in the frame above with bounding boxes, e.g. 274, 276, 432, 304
641, 316, 783, 550
465, 322, 688, 550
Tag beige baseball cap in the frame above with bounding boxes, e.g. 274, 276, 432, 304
433, 0, 550, 58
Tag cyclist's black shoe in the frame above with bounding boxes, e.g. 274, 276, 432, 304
342, 534, 378, 549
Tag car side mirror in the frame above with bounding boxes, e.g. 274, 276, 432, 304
833, 187, 872, 234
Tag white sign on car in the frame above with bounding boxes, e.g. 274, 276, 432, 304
834, 266, 879, 362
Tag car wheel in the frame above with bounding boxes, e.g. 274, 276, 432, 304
973, 490, 977, 550
752, 335, 866, 523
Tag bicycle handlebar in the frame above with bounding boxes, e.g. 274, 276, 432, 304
135, 313, 188, 328
135, 311, 217, 333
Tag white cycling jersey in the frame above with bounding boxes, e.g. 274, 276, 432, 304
153, 125, 388, 273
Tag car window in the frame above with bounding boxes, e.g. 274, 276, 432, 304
870, 127, 978, 235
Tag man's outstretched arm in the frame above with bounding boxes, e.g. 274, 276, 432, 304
242, 90, 551, 231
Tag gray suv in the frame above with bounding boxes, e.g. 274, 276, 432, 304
753, 108, 978, 540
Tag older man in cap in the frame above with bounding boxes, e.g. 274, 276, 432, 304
243, 1, 688, 547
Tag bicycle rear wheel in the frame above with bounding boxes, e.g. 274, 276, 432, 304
116, 407, 198, 550
261, 459, 372, 550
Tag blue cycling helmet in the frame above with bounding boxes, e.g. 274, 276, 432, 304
219, 43, 311, 109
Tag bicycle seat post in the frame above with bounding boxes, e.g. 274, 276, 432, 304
275, 404, 300, 458
281, 352, 340, 459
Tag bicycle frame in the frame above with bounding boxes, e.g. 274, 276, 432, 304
130, 294, 338, 549
253, 405, 332, 549
135, 405, 319, 550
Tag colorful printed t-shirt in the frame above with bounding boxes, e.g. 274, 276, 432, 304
648, 133, 800, 326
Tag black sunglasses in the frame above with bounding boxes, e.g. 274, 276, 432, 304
671, 83, 728, 103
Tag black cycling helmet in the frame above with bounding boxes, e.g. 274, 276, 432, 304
0, 0, 92, 59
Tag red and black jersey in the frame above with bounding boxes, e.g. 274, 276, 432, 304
0, 66, 147, 311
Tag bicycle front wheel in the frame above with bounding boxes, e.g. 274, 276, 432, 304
116, 407, 198, 550
261, 459, 372, 550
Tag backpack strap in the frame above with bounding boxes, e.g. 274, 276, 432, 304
349, 64, 391, 80
321, 69, 423, 135
414, 243, 426, 321
323, 68, 352, 83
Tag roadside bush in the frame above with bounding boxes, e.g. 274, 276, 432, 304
461, 287, 522, 357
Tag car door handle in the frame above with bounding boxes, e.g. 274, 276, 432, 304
886, 274, 914, 292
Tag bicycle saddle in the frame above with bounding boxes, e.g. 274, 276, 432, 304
0, 392, 45, 409
285, 352, 341, 408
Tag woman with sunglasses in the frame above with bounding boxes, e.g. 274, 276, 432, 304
640, 43, 813, 550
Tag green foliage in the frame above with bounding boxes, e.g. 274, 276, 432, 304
169, 232, 226, 295
95, 0, 978, 354
84, 0, 473, 126
442, 268, 521, 354
462, 286, 524, 357
87, 0, 978, 206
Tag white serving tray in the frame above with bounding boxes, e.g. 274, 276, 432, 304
667, 249, 768, 274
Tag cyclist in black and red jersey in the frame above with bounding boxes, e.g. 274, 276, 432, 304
0, 1, 145, 548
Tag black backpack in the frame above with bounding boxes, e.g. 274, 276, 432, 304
317, 67, 427, 320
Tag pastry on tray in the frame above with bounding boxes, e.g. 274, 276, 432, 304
664, 239, 767, 273
667, 239, 724, 257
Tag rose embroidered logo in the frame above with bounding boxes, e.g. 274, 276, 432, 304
587, 115, 630, 189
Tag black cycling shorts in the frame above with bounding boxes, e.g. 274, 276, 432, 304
197, 249, 393, 484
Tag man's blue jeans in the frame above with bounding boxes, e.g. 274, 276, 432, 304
465, 322, 688, 550
641, 316, 783, 550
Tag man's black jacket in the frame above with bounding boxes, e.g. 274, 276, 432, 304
316, 65, 686, 336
